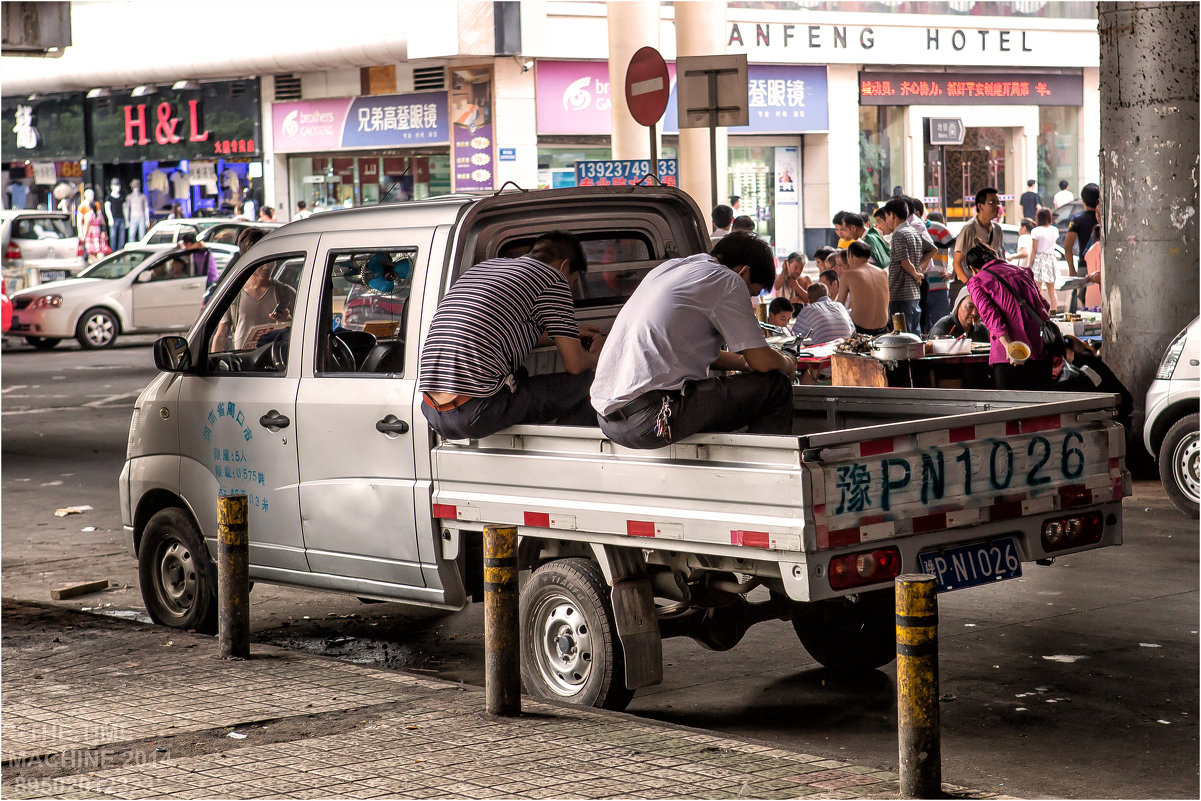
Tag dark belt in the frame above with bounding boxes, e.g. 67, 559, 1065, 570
602, 389, 679, 423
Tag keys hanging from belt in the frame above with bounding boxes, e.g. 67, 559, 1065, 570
653, 394, 673, 441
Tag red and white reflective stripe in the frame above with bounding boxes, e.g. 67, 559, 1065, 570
432, 503, 481, 521
523, 511, 579, 530
730, 530, 770, 548
625, 520, 684, 539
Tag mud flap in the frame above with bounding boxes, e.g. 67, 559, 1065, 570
610, 576, 662, 689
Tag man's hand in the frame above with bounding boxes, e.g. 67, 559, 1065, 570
742, 345, 797, 379
588, 332, 605, 354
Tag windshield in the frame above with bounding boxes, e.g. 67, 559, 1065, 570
77, 250, 159, 279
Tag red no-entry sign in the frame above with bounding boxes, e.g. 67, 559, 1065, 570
625, 46, 670, 127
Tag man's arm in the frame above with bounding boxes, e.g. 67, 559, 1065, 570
711, 351, 749, 371
1063, 231, 1078, 274
740, 345, 797, 379
554, 333, 604, 375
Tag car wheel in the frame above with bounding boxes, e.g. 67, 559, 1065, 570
792, 588, 896, 671
520, 558, 634, 711
75, 307, 119, 349
1159, 412, 1200, 519
138, 508, 217, 634
24, 336, 61, 350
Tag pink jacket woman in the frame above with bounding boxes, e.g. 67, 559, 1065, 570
967, 258, 1050, 366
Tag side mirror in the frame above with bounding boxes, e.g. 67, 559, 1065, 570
136, 271, 153, 283
153, 335, 192, 372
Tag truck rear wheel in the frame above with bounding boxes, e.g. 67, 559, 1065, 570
792, 589, 896, 671
520, 558, 635, 711
1159, 413, 1199, 518
138, 508, 217, 634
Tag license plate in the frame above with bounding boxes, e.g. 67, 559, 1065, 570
39, 270, 66, 282
919, 537, 1022, 592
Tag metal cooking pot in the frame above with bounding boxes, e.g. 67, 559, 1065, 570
871, 331, 925, 361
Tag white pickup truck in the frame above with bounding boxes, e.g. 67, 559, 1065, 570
122, 186, 1130, 711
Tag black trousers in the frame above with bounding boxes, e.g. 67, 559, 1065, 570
421, 370, 595, 440
598, 371, 794, 449
992, 359, 1053, 391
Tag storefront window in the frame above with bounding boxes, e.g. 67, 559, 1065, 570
859, 106, 904, 211
1037, 106, 1079, 207
288, 153, 450, 214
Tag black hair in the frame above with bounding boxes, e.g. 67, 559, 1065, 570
819, 268, 839, 284
872, 206, 887, 219
1027, 179, 1036, 187
965, 242, 997, 273
910, 196, 925, 216
768, 297, 793, 316
1020, 217, 1035, 232
732, 215, 756, 232
712, 204, 734, 229
927, 211, 945, 223
710, 231, 775, 288
813, 245, 836, 262
297, 200, 307, 210
844, 212, 865, 230
882, 198, 909, 220
236, 226, 268, 251
1081, 182, 1100, 208
846, 240, 872, 260
974, 187, 998, 207
729, 195, 740, 205
1037, 208, 1053, 225
1058, 180, 1069, 190
179, 231, 198, 244
807, 283, 829, 301
832, 210, 853, 226
786, 251, 804, 263
529, 230, 587, 274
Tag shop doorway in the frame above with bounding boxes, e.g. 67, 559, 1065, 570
727, 139, 802, 258
926, 126, 1017, 223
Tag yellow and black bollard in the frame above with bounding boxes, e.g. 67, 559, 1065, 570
483, 525, 520, 716
896, 573, 941, 798
217, 493, 250, 660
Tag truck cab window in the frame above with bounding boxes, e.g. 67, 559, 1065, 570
206, 255, 304, 374
319, 249, 416, 374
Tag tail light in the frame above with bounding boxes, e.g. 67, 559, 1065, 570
1041, 512, 1103, 552
829, 546, 901, 590
76, 239, 86, 259
5, 241, 21, 261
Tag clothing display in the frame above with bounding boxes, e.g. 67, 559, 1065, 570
126, 186, 149, 241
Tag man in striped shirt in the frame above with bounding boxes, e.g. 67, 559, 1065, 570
877, 197, 924, 334
418, 231, 605, 440
790, 283, 853, 344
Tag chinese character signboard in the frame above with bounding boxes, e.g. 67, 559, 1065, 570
272, 91, 448, 153
575, 159, 677, 187
536, 61, 828, 135
89, 80, 262, 162
1, 92, 86, 160
859, 72, 1083, 106
449, 66, 496, 192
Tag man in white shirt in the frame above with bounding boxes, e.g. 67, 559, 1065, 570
294, 200, 313, 221
1053, 180, 1074, 209
709, 204, 733, 246
592, 232, 797, 449
790, 283, 854, 344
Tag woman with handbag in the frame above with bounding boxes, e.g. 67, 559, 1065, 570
964, 243, 1056, 391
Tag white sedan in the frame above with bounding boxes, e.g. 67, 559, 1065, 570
5, 246, 208, 350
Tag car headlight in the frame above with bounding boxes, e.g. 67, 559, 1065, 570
29, 294, 63, 310
1156, 329, 1188, 380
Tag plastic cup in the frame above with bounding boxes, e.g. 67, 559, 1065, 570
1007, 340, 1031, 364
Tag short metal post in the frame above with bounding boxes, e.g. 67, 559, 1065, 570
896, 573, 941, 798
217, 493, 250, 659
484, 525, 520, 716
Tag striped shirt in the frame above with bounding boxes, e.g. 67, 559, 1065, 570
418, 256, 579, 397
888, 225, 923, 301
790, 296, 854, 344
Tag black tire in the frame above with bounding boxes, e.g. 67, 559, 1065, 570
792, 588, 896, 671
520, 558, 635, 711
137, 508, 217, 634
75, 307, 119, 349
24, 336, 61, 350
1159, 412, 1200, 519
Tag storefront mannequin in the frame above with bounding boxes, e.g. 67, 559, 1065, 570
125, 179, 149, 242
105, 178, 127, 251
76, 187, 95, 233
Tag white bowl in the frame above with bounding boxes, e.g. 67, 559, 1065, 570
929, 337, 971, 355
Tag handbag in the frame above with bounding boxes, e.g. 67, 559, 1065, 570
982, 265, 1066, 358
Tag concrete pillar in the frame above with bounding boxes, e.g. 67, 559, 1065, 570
607, 1, 660, 161
674, 0, 728, 217
1098, 2, 1200, 440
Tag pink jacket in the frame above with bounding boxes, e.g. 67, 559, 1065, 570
967, 259, 1050, 365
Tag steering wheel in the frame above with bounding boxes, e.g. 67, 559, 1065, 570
269, 332, 290, 372
328, 332, 356, 372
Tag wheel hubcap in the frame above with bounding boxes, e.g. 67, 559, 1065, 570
85, 314, 114, 346
532, 595, 592, 696
155, 540, 197, 618
1172, 431, 1200, 503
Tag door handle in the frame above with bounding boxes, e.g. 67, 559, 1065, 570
375, 414, 410, 436
259, 410, 290, 430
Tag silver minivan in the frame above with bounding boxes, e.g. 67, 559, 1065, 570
1, 210, 86, 290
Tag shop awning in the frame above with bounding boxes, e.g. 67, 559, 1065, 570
0, 0, 422, 96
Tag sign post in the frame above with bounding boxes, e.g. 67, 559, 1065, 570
624, 47, 671, 182
928, 117, 964, 219
676, 54, 749, 209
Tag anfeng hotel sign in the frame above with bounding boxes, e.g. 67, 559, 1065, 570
859, 73, 1084, 106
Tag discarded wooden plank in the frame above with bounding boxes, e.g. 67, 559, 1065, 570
50, 580, 110, 600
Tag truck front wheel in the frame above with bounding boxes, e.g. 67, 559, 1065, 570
138, 508, 218, 634
792, 589, 896, 671
520, 558, 635, 711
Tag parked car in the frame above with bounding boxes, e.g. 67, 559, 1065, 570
133, 218, 227, 246
1, 210, 86, 291
5, 245, 207, 350
1, 276, 11, 333
1143, 316, 1200, 518
1053, 199, 1085, 245
198, 221, 280, 248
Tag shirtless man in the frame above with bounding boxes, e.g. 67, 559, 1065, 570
835, 240, 890, 334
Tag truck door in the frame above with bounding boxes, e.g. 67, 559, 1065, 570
174, 246, 310, 572
293, 228, 434, 593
